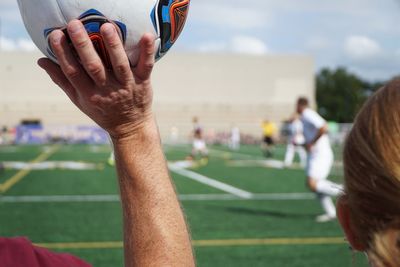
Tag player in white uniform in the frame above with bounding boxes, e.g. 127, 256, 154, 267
284, 117, 307, 168
189, 117, 208, 163
0, 126, 6, 145
229, 126, 240, 150
296, 97, 343, 222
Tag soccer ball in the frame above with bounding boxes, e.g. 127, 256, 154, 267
17, 0, 190, 66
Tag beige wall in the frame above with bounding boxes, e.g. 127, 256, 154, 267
0, 51, 315, 139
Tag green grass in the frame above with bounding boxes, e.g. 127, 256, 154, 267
0, 144, 368, 266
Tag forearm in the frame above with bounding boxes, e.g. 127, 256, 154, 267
41, 20, 193, 266
112, 116, 194, 267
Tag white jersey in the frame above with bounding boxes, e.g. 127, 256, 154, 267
300, 108, 331, 153
231, 127, 240, 142
289, 119, 305, 145
192, 123, 208, 155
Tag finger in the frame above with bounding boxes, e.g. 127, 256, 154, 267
49, 29, 94, 97
37, 58, 79, 104
134, 33, 155, 82
101, 23, 133, 84
67, 20, 107, 87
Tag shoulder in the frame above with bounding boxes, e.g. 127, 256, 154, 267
302, 108, 326, 126
303, 108, 322, 120
302, 108, 315, 117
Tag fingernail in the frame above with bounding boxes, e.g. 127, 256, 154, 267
68, 20, 81, 34
51, 31, 62, 45
103, 24, 115, 38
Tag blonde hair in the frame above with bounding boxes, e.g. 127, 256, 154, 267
343, 79, 400, 266
370, 224, 400, 267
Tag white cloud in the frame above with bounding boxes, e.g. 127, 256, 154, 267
0, 37, 16, 51
198, 36, 268, 55
16, 39, 37, 51
231, 36, 269, 55
197, 41, 226, 53
0, 37, 37, 52
344, 35, 382, 60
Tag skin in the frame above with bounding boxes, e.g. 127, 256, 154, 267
296, 103, 329, 192
337, 195, 366, 251
38, 20, 195, 267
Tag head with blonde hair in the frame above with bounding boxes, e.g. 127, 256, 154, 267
337, 79, 400, 266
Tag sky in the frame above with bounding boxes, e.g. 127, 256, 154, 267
1, 0, 400, 81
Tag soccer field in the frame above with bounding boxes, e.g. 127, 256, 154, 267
0, 144, 368, 266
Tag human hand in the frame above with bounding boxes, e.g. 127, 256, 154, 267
38, 20, 156, 140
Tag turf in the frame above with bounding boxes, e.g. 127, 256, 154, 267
0, 144, 368, 266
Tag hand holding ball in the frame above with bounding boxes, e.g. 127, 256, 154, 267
17, 0, 190, 66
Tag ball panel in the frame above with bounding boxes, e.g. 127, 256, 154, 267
151, 0, 190, 60
55, 0, 158, 65
170, 0, 190, 43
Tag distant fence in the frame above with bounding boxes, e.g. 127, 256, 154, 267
0, 125, 109, 145
0, 123, 353, 146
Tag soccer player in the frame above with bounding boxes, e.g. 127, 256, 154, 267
189, 117, 208, 164
283, 116, 307, 168
229, 125, 240, 150
261, 119, 277, 158
0, 20, 194, 266
0, 126, 5, 145
296, 97, 343, 222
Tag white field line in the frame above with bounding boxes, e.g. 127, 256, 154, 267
0, 193, 315, 203
169, 166, 253, 199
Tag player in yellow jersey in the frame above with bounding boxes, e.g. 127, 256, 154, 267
261, 119, 277, 158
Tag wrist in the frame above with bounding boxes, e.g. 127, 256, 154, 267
110, 114, 160, 146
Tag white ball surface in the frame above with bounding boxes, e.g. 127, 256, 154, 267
17, 0, 190, 65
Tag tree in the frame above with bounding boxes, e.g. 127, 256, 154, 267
316, 67, 370, 123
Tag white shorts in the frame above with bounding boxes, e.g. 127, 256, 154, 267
193, 139, 207, 152
306, 149, 333, 180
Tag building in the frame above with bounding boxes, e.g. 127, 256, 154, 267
0, 51, 315, 140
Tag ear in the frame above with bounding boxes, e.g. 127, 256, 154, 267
337, 195, 366, 251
